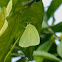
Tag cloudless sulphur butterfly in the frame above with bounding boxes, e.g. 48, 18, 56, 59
19, 23, 40, 47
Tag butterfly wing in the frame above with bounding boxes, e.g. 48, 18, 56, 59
19, 24, 40, 47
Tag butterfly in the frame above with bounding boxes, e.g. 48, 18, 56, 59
19, 23, 40, 47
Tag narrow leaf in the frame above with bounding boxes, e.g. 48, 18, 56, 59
0, 20, 8, 36
33, 51, 60, 61
6, 0, 12, 17
47, 0, 62, 19
57, 41, 62, 57
51, 22, 62, 32
37, 41, 52, 51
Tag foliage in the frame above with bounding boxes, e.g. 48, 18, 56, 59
0, 0, 62, 62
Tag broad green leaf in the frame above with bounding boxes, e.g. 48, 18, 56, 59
6, 0, 12, 17
51, 22, 62, 32
16, 0, 44, 59
14, 0, 44, 33
47, 0, 62, 20
57, 41, 62, 57
0, 0, 44, 62
33, 51, 60, 61
19, 23, 40, 47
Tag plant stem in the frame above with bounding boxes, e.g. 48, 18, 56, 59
4, 37, 20, 62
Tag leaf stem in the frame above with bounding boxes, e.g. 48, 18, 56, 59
48, 28, 60, 40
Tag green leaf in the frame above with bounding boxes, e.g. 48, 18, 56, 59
41, 22, 62, 33
0, 0, 12, 36
34, 56, 43, 62
14, 0, 44, 33
42, 12, 48, 28
37, 41, 53, 51
57, 41, 62, 58
52, 15, 55, 26
33, 51, 60, 61
34, 37, 54, 62
48, 43, 57, 54
0, 13, 19, 62
0, 20, 8, 36
20, 46, 35, 60
59, 33, 62, 41
34, 41, 51, 62
18, 1, 44, 60
47, 0, 62, 19
19, 23, 40, 47
6, 0, 12, 17
0, 7, 8, 36
0, 7, 6, 30
51, 22, 62, 32
0, 0, 44, 62
0, 0, 9, 7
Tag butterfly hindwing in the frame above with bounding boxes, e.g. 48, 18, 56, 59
19, 24, 40, 47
